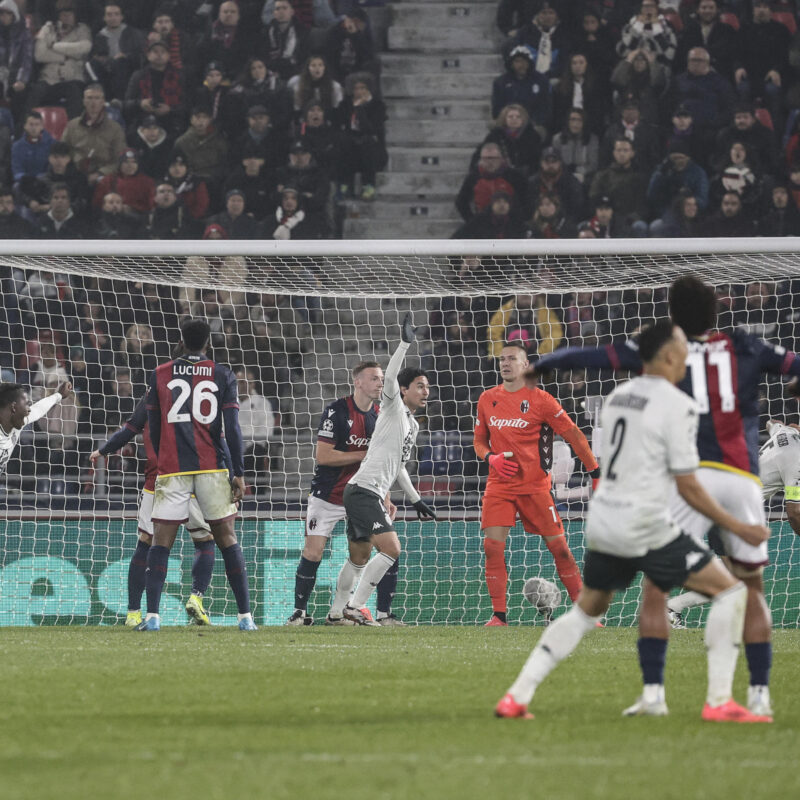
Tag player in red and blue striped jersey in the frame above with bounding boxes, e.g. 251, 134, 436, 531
90, 398, 220, 628
140, 318, 255, 631
532, 276, 798, 717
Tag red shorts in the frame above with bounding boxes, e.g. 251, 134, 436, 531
481, 488, 564, 537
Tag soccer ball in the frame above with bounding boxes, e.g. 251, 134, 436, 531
522, 577, 562, 617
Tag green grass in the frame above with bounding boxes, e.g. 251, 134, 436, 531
1, 628, 798, 800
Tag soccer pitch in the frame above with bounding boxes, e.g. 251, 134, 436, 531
1, 628, 797, 800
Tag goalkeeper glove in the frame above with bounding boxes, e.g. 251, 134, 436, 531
413, 499, 437, 520
401, 312, 416, 343
486, 451, 519, 478
589, 466, 601, 492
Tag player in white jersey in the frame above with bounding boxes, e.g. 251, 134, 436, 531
0, 381, 73, 475
331, 314, 437, 626
758, 419, 800, 534
495, 322, 772, 723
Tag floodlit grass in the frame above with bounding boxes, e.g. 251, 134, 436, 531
0, 627, 798, 800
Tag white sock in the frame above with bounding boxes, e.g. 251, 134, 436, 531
350, 553, 396, 610
509, 605, 600, 705
145, 612, 159, 621
705, 582, 747, 706
237, 612, 253, 622
667, 591, 709, 615
329, 559, 365, 616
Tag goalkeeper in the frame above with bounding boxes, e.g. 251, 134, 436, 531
332, 314, 437, 626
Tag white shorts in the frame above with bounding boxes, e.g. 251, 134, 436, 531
138, 489, 211, 540
305, 494, 347, 538
669, 467, 769, 568
152, 472, 238, 525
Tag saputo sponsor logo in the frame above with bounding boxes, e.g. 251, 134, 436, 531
488, 416, 529, 429
347, 435, 371, 447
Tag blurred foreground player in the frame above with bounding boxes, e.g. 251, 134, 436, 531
496, 322, 772, 723
140, 319, 255, 631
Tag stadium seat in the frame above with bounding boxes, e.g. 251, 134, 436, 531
34, 106, 68, 140
772, 10, 797, 34
720, 12, 739, 30
755, 107, 774, 131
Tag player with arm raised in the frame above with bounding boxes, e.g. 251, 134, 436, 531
90, 398, 217, 628
532, 275, 793, 717
474, 340, 600, 627
139, 318, 255, 631
496, 321, 772, 723
286, 361, 404, 627
0, 381, 73, 475
332, 314, 437, 626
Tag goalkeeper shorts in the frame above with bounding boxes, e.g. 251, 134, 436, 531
481, 488, 564, 537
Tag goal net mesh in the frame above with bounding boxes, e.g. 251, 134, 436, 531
0, 241, 798, 627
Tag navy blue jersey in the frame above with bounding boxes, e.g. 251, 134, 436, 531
146, 353, 244, 477
310, 395, 378, 504
537, 329, 800, 475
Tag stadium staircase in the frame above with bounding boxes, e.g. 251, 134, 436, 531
343, 0, 502, 239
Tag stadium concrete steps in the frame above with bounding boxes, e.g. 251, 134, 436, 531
344, 1, 497, 239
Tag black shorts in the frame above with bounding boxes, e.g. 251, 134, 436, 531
583, 532, 713, 593
342, 484, 394, 542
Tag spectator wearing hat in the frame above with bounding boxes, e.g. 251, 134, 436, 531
193, 61, 241, 141
579, 195, 623, 238
665, 46, 735, 136
674, 0, 738, 81
61, 82, 126, 185
91, 147, 154, 215
174, 106, 228, 202
712, 101, 779, 175
27, 0, 91, 120
91, 2, 146, 101
231, 103, 288, 170
0, 0, 33, 125
35, 181, 84, 238
127, 113, 173, 181
325, 8, 377, 84
145, 181, 198, 239
617, 1, 678, 78
12, 111, 54, 187
492, 45, 552, 135
666, 103, 712, 170
93, 190, 143, 238
473, 103, 543, 178
264, 0, 308, 80
735, 0, 791, 132
147, 6, 197, 86
600, 98, 662, 172
453, 190, 526, 239
223, 140, 273, 220
164, 152, 209, 220
230, 56, 294, 137
758, 182, 800, 236
610, 46, 668, 125
275, 138, 330, 231
527, 145, 585, 221
267, 186, 321, 239
550, 107, 599, 185
338, 73, 386, 201
198, 1, 258, 83
589, 137, 648, 234
646, 140, 709, 222
207, 187, 261, 239
526, 191, 577, 239
510, 2, 571, 83
456, 141, 528, 222
296, 99, 343, 170
123, 39, 185, 137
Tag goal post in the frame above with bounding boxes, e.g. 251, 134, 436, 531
0, 238, 798, 627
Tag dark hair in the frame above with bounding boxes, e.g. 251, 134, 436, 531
49, 182, 71, 200
352, 360, 380, 378
638, 320, 678, 362
0, 383, 25, 409
25, 110, 42, 122
84, 81, 105, 95
181, 318, 211, 352
669, 275, 717, 336
397, 367, 428, 390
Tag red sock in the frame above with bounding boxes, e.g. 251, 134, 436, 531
483, 538, 508, 614
546, 535, 582, 602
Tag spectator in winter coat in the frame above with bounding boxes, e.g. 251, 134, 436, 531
207, 187, 262, 239
198, 1, 257, 85
473, 104, 543, 178
0, 0, 33, 121
229, 57, 294, 137
452, 191, 526, 239
21, 140, 90, 220
616, 1, 678, 77
550, 108, 599, 185
492, 45, 552, 135
456, 141, 528, 221
163, 152, 209, 220
35, 182, 84, 238
646, 141, 710, 221
264, 0, 308, 80
673, 0, 737, 80
709, 140, 767, 223
590, 137, 648, 232
325, 8, 377, 84
91, 2, 146, 101
758, 183, 800, 236
526, 192, 577, 239
127, 114, 173, 181
610, 47, 668, 124
288, 55, 343, 117
712, 102, 778, 175
510, 2, 571, 82
702, 190, 756, 236
223, 140, 273, 220
600, 98, 662, 171
528, 146, 586, 222
572, 8, 618, 88
12, 111, 54, 184
267, 186, 320, 239
295, 100, 343, 170
145, 181, 198, 239
174, 106, 229, 192
147, 6, 197, 87
230, 104, 288, 171
666, 104, 712, 170
261, 0, 336, 30
194, 61, 241, 142
579, 195, 624, 238
553, 52, 609, 138
274, 138, 330, 227
650, 191, 705, 237
27, 0, 91, 119
93, 190, 143, 238
0, 184, 36, 238
92, 148, 155, 215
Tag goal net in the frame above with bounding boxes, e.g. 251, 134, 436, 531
0, 238, 798, 627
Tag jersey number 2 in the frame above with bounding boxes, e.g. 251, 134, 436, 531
166, 379, 219, 424
606, 418, 626, 481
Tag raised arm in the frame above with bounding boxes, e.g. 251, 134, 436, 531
383, 314, 415, 399
24, 382, 71, 426
533, 340, 642, 377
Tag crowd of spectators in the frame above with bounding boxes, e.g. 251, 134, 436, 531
456, 0, 800, 239
0, 0, 387, 241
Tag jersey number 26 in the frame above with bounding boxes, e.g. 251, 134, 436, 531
166, 378, 219, 425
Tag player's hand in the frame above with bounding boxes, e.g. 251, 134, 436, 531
89, 449, 102, 465
732, 522, 770, 547
231, 476, 246, 504
401, 313, 416, 344
57, 381, 73, 398
487, 451, 518, 478
386, 498, 397, 521
590, 467, 601, 492
413, 499, 437, 521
